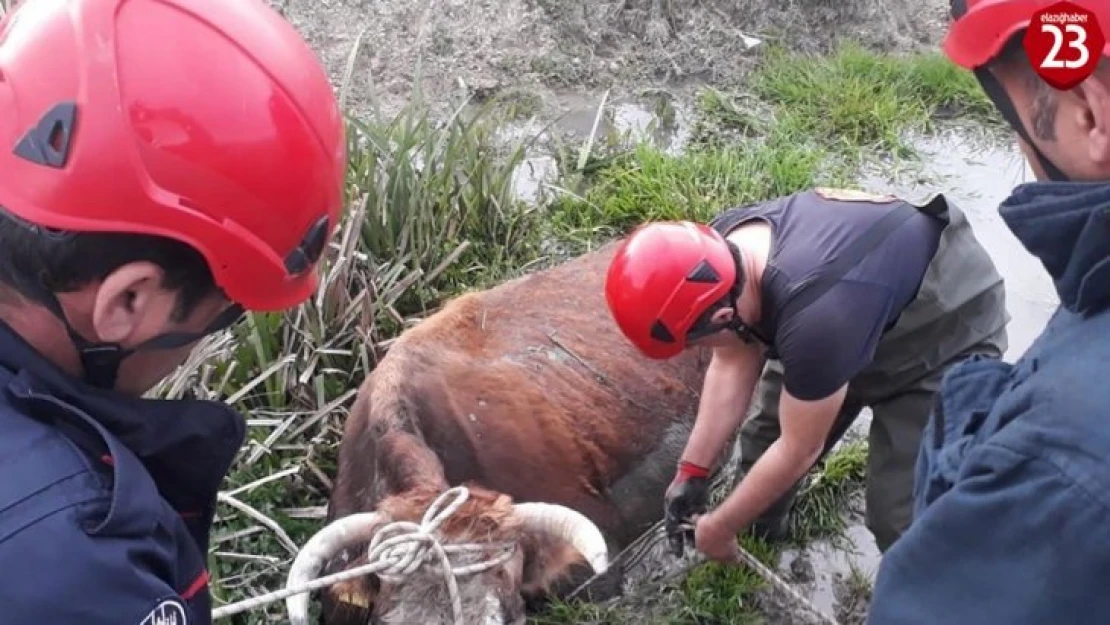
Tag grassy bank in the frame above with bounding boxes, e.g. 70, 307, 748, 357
160, 41, 997, 623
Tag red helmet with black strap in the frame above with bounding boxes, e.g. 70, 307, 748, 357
943, 0, 1110, 182
0, 0, 346, 388
0, 0, 346, 312
605, 221, 752, 360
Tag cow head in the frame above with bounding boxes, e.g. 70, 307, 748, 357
285, 484, 610, 625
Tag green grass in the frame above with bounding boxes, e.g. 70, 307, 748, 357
151, 39, 992, 624
790, 440, 869, 545
548, 42, 1000, 249
750, 42, 999, 154
547, 126, 839, 242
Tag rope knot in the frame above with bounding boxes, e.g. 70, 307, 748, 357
366, 486, 477, 582
363, 486, 517, 623
210, 485, 521, 625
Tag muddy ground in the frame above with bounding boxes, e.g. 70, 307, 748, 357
269, 0, 951, 120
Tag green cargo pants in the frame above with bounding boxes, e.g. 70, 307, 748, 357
733, 193, 1010, 553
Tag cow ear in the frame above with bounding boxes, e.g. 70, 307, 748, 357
518, 527, 595, 597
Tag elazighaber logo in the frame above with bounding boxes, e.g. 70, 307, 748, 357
1023, 1, 1105, 90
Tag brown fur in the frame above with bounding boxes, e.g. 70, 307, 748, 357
321, 242, 713, 623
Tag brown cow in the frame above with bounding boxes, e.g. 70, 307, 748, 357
284, 241, 714, 625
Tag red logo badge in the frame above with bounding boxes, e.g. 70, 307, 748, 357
1023, 1, 1105, 91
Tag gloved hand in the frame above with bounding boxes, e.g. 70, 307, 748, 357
663, 460, 710, 558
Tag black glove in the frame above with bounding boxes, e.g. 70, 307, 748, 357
663, 461, 710, 558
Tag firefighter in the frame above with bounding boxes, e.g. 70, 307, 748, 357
604, 184, 1008, 560
0, 1, 345, 623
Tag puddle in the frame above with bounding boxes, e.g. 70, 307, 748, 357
859, 127, 1060, 361
779, 507, 878, 620
505, 92, 694, 202
542, 91, 693, 154
511, 155, 559, 205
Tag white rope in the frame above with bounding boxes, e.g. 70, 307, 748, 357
211, 486, 517, 623
734, 545, 840, 625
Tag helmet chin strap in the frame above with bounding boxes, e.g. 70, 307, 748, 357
27, 278, 244, 390
724, 243, 770, 346
972, 67, 1070, 182
949, 0, 1069, 181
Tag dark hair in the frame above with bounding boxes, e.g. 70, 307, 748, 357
987, 33, 1062, 141
0, 207, 219, 321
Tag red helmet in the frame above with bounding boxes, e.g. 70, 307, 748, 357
0, 0, 347, 312
944, 0, 1109, 69
604, 221, 736, 360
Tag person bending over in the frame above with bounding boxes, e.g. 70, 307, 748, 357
604, 186, 1008, 561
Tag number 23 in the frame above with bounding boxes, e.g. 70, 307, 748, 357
1041, 23, 1090, 69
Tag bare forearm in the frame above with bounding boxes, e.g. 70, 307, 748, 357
714, 384, 847, 532
715, 437, 818, 530
680, 349, 762, 468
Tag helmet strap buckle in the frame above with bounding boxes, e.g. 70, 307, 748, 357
77, 342, 130, 389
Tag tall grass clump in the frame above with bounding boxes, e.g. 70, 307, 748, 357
749, 41, 1000, 155
546, 112, 847, 248
150, 92, 540, 623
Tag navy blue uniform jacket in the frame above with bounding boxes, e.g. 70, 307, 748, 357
867, 181, 1110, 624
0, 325, 245, 624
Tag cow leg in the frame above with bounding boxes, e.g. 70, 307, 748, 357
330, 428, 450, 517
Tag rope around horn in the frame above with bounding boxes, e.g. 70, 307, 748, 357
213, 485, 839, 625
210, 486, 517, 623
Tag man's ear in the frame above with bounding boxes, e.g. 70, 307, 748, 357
1076, 71, 1110, 167
709, 306, 735, 325
90, 261, 175, 344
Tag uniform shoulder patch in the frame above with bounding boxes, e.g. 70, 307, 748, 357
140, 599, 188, 625
813, 187, 899, 204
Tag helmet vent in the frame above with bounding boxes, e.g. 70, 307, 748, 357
650, 320, 676, 343
686, 260, 721, 284
14, 101, 77, 169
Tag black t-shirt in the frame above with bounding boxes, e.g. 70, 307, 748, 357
710, 188, 944, 401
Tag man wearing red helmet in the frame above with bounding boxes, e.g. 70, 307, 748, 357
866, 1, 1110, 623
0, 1, 345, 623
604, 184, 1009, 562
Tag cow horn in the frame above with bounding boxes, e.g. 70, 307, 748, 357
512, 502, 610, 573
285, 512, 386, 625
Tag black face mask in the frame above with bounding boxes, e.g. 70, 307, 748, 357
26, 276, 245, 389
950, 0, 1071, 182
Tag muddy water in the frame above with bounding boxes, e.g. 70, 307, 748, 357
860, 127, 1059, 361
508, 93, 692, 202
505, 98, 1061, 621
